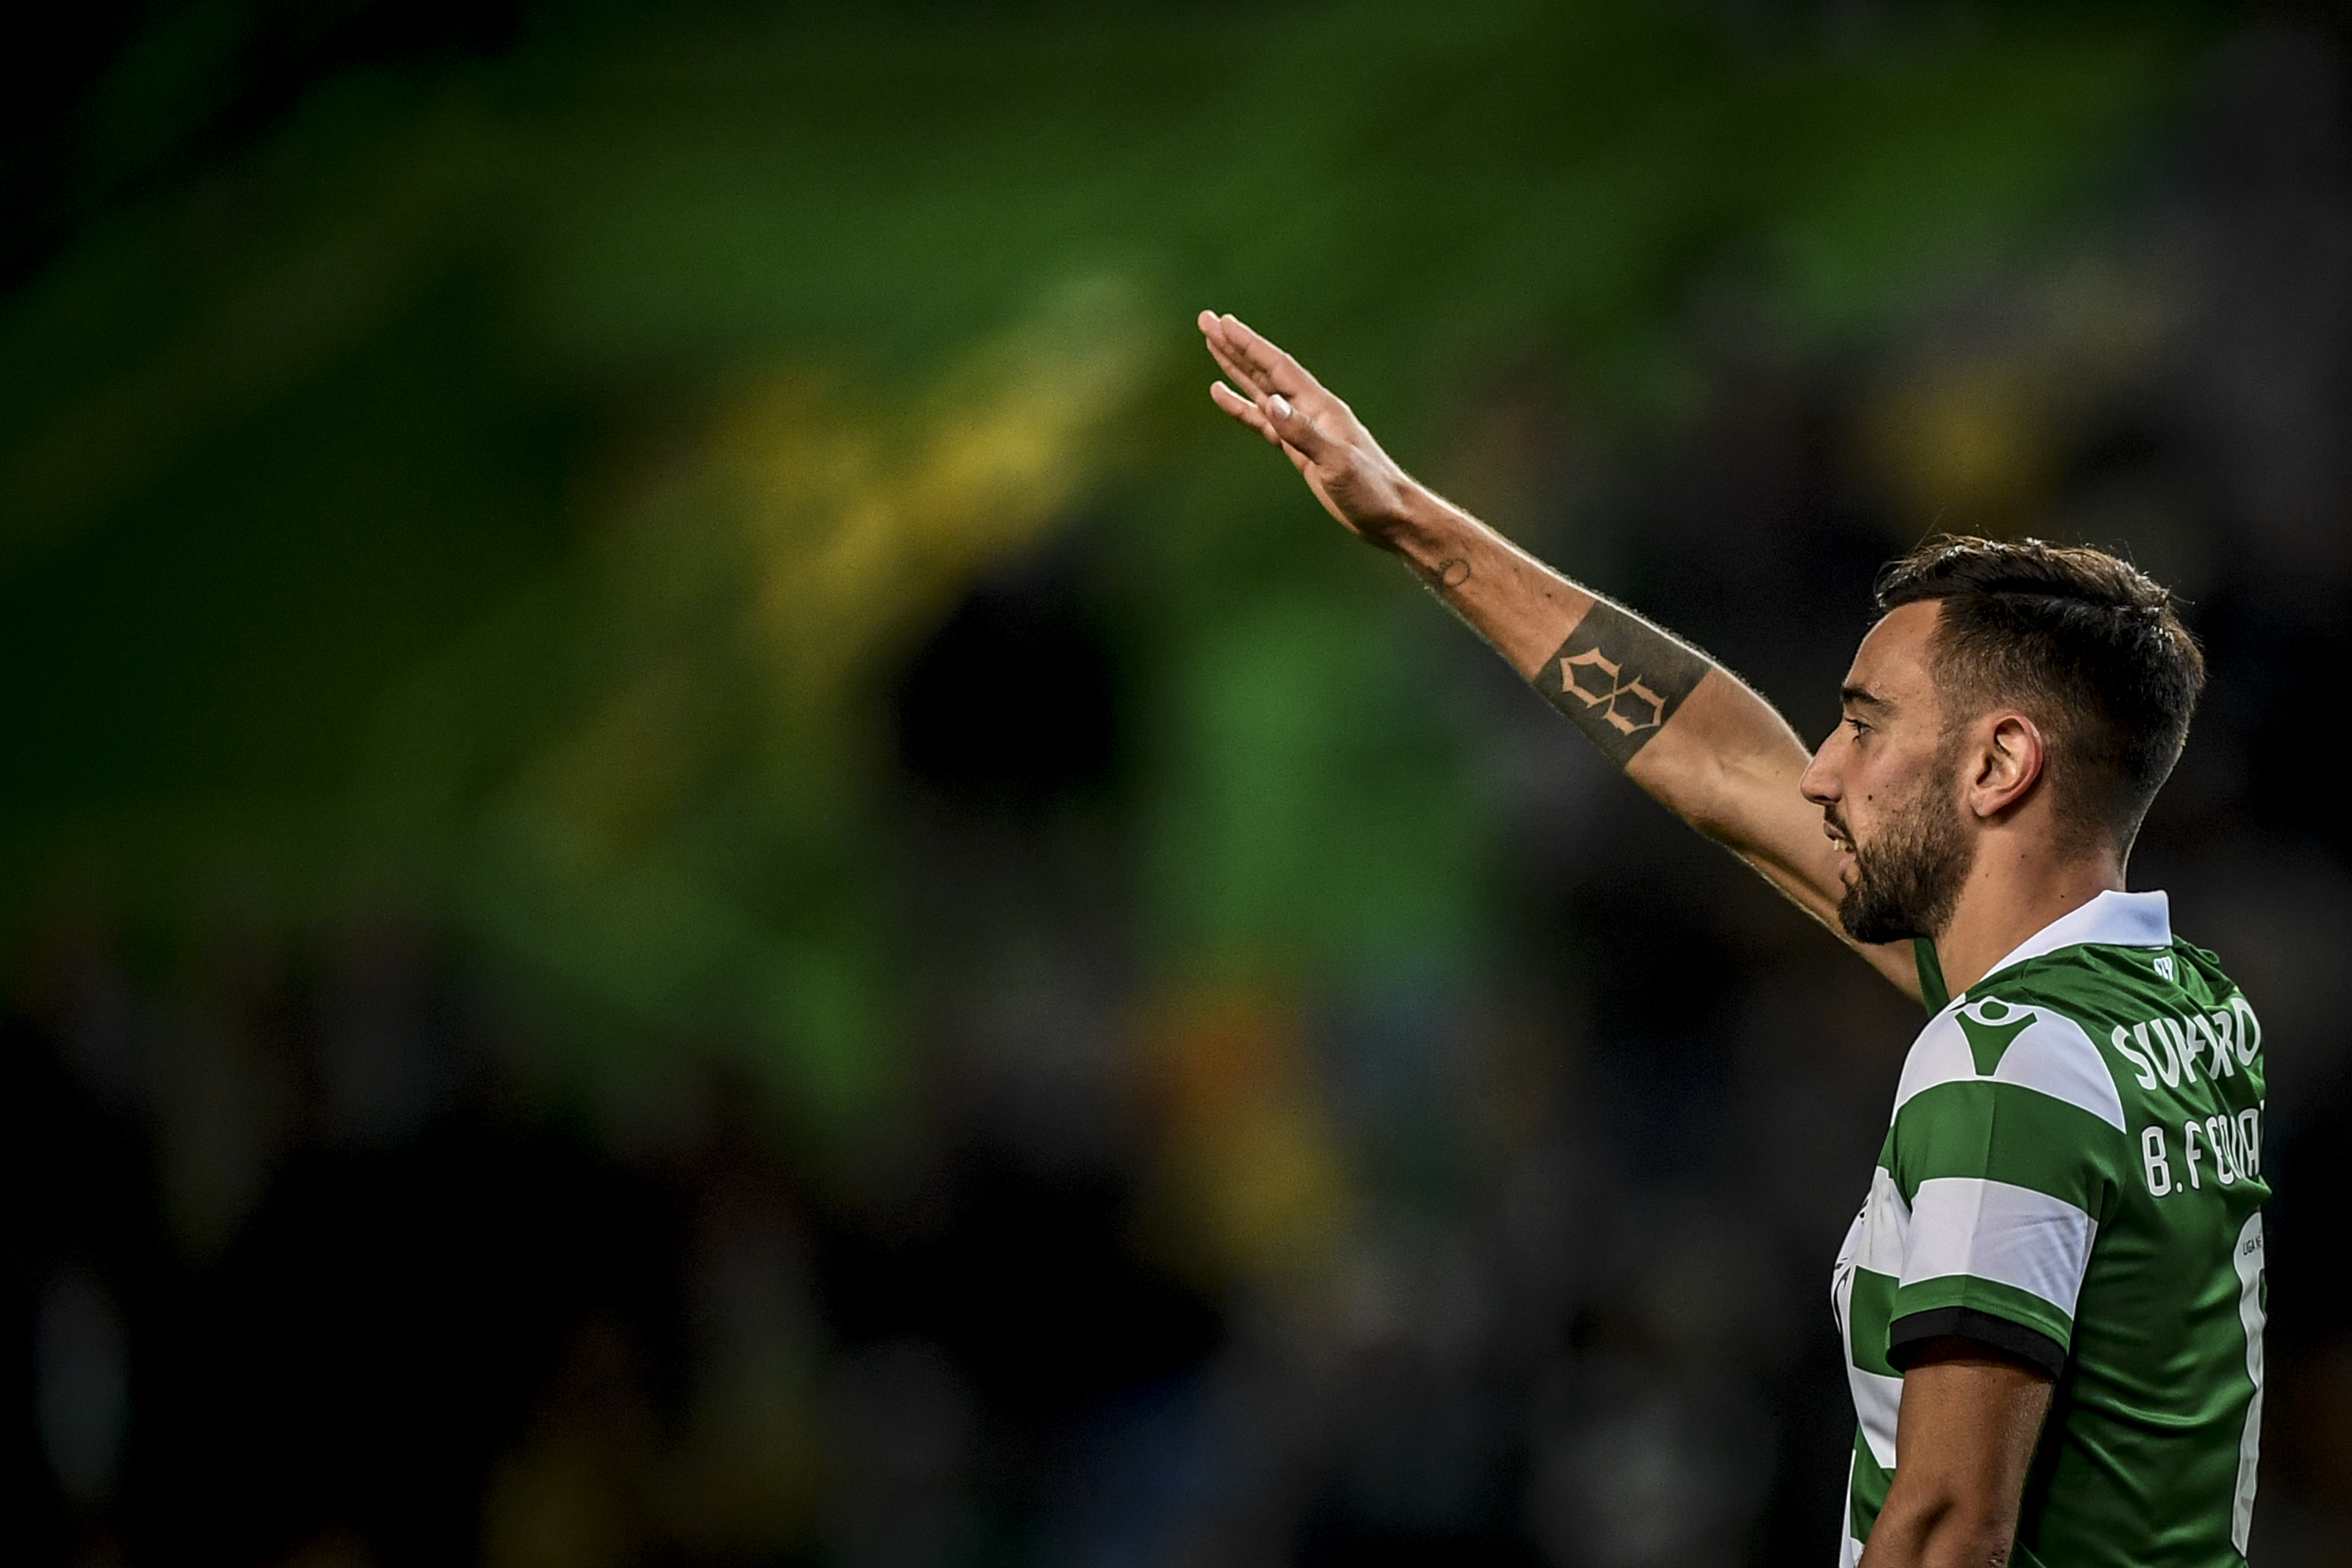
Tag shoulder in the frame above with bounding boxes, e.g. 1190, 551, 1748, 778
2172, 938, 2254, 1011
1896, 984, 2127, 1132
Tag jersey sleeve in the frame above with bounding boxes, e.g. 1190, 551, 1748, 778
1882, 1000, 2124, 1380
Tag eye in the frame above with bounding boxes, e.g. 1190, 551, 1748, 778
1843, 715, 1871, 738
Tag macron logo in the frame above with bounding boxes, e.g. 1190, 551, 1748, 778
2154, 954, 2176, 983
1957, 998, 2035, 1076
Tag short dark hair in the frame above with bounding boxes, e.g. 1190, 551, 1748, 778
1875, 535, 2205, 848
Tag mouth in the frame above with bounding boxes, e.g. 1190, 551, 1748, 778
1824, 816, 1857, 877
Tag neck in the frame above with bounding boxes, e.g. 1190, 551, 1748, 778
1933, 832, 2127, 996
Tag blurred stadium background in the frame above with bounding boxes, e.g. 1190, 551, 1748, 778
6, 2, 2352, 1565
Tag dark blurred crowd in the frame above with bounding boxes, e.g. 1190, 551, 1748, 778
10, 6, 2352, 1568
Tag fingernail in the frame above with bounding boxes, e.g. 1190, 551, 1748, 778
1269, 394, 1292, 421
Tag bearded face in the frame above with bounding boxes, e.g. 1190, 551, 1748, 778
1836, 758, 1976, 946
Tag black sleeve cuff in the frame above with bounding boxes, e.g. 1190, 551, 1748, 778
1887, 1307, 2067, 1381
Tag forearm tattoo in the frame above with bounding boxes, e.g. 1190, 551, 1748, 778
1534, 600, 1713, 766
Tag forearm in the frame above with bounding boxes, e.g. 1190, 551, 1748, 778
1381, 485, 1597, 677
1382, 481, 1915, 990
1387, 484, 1812, 846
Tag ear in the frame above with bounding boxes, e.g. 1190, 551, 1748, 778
1963, 712, 2046, 820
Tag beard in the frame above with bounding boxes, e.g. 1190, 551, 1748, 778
1836, 773, 1976, 946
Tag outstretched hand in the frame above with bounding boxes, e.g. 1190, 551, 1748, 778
1197, 311, 1421, 546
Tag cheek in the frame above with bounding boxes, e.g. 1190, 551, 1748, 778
1849, 761, 1918, 826
1860, 760, 1940, 827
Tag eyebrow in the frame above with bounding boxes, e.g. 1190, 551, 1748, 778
1840, 684, 1890, 712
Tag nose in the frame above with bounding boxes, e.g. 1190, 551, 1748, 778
1798, 731, 1840, 808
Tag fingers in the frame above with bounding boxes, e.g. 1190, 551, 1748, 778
1202, 328, 1272, 405
1201, 318, 1273, 400
1261, 390, 1334, 461
1212, 313, 1315, 399
1210, 382, 1316, 477
1199, 310, 1332, 465
1210, 379, 1330, 459
1198, 309, 1314, 402
1209, 379, 1277, 442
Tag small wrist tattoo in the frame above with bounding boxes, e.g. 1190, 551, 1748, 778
1534, 600, 1711, 765
1437, 558, 1472, 588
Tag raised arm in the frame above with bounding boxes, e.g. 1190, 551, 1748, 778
1200, 310, 1919, 1000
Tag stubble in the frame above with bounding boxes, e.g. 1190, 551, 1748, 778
1836, 768, 1976, 946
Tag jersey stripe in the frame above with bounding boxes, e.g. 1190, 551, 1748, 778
1890, 1081, 2120, 1214
1849, 1434, 1893, 1547
1846, 1264, 1900, 1377
1894, 1004, 2126, 1131
2231, 1211, 2266, 1554
1856, 1165, 1907, 1276
1903, 1176, 2096, 1319
1847, 1332, 1903, 1467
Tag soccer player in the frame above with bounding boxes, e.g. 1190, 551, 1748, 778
1198, 311, 2267, 1568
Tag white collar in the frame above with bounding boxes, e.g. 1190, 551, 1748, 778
1965, 889, 2172, 995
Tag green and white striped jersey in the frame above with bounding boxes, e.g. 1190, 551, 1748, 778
1832, 891, 2268, 1568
